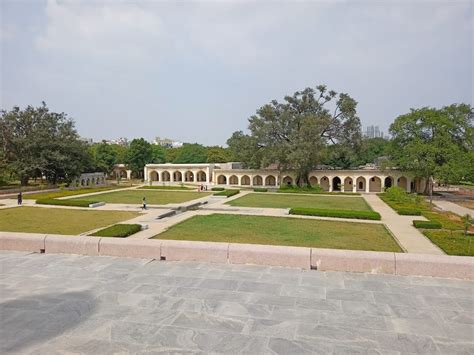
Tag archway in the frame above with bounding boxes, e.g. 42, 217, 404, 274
241, 175, 250, 185
309, 176, 318, 187
282, 176, 293, 186
397, 176, 407, 190
217, 175, 227, 184
369, 176, 382, 192
384, 177, 393, 190
196, 171, 207, 182
150, 171, 159, 181
320, 176, 330, 191
344, 177, 353, 192
185, 171, 194, 182
86, 178, 90, 186
356, 176, 366, 192
162, 171, 171, 182
173, 171, 182, 182
332, 177, 342, 191
81, 179, 85, 186
229, 175, 238, 185
265, 175, 276, 186
253, 175, 263, 186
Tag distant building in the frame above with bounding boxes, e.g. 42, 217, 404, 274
153, 137, 183, 148
79, 137, 94, 145
103, 137, 129, 146
364, 125, 385, 139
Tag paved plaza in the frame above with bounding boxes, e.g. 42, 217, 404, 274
1, 251, 473, 354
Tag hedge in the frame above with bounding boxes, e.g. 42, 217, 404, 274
211, 187, 225, 191
90, 224, 142, 238
397, 208, 422, 216
253, 188, 268, 192
289, 208, 381, 220
36, 198, 97, 208
413, 220, 442, 229
141, 186, 192, 190
213, 189, 240, 197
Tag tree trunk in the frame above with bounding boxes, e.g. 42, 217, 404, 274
429, 175, 433, 207
20, 175, 29, 186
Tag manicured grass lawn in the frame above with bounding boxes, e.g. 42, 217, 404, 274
0, 207, 139, 235
154, 214, 402, 252
24, 186, 121, 200
90, 224, 142, 238
140, 186, 194, 191
71, 190, 211, 205
227, 193, 372, 211
423, 230, 474, 257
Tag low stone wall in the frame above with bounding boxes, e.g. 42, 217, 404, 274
1, 232, 473, 280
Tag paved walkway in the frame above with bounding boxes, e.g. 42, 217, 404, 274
433, 200, 473, 218
362, 195, 444, 255
1, 251, 472, 354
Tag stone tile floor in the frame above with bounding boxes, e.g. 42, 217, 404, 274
0, 251, 473, 354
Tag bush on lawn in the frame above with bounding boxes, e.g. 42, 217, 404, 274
36, 198, 97, 208
253, 188, 268, 192
211, 187, 225, 191
413, 220, 442, 229
214, 189, 239, 197
90, 224, 142, 238
289, 208, 381, 220
397, 208, 422, 216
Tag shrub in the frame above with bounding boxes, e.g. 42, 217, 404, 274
214, 189, 239, 197
90, 224, 142, 238
211, 187, 225, 191
413, 220, 442, 229
141, 186, 192, 190
36, 198, 97, 208
397, 208, 422, 216
289, 208, 381, 220
253, 188, 268, 192
278, 185, 359, 195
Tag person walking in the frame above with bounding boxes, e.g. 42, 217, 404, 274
17, 192, 22, 206
142, 197, 147, 210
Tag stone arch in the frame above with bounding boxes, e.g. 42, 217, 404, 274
150, 171, 159, 181
241, 175, 251, 186
309, 176, 318, 187
185, 171, 194, 182
91, 177, 96, 185
196, 171, 207, 182
173, 171, 182, 182
320, 176, 330, 191
397, 176, 407, 190
356, 176, 366, 192
414, 177, 424, 193
101, 177, 105, 184
332, 176, 342, 191
229, 175, 238, 185
369, 176, 382, 192
282, 176, 293, 186
253, 175, 263, 186
217, 175, 227, 184
86, 178, 90, 186
120, 170, 127, 179
162, 171, 171, 182
384, 176, 393, 189
81, 179, 85, 186
265, 175, 276, 186
344, 177, 353, 191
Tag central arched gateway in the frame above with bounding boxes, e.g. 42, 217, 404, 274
369, 176, 382, 192
332, 177, 342, 191
356, 176, 366, 192
344, 177, 353, 192
320, 176, 330, 191
265, 175, 276, 186
217, 175, 227, 184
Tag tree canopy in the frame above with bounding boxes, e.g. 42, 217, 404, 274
126, 138, 153, 178
227, 84, 362, 184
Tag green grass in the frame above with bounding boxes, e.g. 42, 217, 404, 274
0, 207, 139, 235
413, 220, 442, 229
423, 230, 474, 256
253, 188, 268, 192
153, 214, 402, 252
24, 186, 121, 200
290, 208, 381, 220
36, 198, 97, 208
90, 224, 142, 238
71, 190, 211, 205
227, 193, 372, 211
140, 186, 194, 190
278, 186, 360, 195
214, 189, 240, 197
421, 211, 464, 230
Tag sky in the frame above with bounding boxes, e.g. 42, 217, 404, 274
1, 0, 472, 146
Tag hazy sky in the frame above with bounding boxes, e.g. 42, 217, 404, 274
1, 0, 472, 145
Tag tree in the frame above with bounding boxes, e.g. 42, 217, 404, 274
172, 143, 207, 163
126, 138, 153, 178
206, 146, 233, 163
0, 102, 90, 185
151, 144, 166, 163
227, 131, 263, 168
111, 144, 129, 164
389, 104, 473, 203
227, 85, 362, 185
90, 141, 117, 174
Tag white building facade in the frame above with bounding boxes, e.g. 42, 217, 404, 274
144, 163, 426, 193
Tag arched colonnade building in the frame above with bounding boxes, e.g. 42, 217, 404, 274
144, 163, 427, 193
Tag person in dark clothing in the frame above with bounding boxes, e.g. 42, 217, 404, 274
142, 197, 147, 210
17, 192, 23, 206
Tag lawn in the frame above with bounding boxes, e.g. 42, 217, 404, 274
71, 190, 211, 205
154, 214, 402, 252
423, 230, 474, 257
227, 193, 371, 211
0, 207, 139, 235
24, 186, 122, 200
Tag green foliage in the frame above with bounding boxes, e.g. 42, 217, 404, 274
0, 102, 92, 185
172, 143, 208, 164
24, 186, 119, 200
423, 230, 474, 256
126, 138, 153, 178
413, 220, 442, 229
89, 141, 117, 173
141, 186, 193, 190
289, 208, 381, 220
253, 188, 268, 192
227, 85, 362, 184
151, 144, 166, 163
213, 189, 240, 197
36, 198, 96, 207
379, 188, 424, 215
278, 185, 360, 195
462, 214, 473, 236
421, 211, 464, 230
90, 224, 141, 238
351, 137, 389, 167
206, 146, 233, 163
211, 187, 225, 191
397, 208, 422, 216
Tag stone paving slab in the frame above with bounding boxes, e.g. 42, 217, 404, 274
0, 251, 473, 354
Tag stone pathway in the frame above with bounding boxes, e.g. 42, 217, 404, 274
1, 251, 472, 354
362, 194, 444, 255
433, 200, 473, 218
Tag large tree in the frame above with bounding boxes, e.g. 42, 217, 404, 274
89, 141, 117, 174
227, 85, 362, 185
389, 104, 473, 201
0, 102, 90, 185
126, 138, 153, 178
